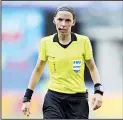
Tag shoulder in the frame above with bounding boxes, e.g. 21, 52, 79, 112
74, 33, 90, 44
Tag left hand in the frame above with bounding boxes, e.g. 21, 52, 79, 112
91, 93, 103, 111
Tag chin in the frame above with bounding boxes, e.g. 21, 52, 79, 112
59, 31, 69, 35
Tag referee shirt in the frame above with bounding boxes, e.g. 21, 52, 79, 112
38, 32, 93, 94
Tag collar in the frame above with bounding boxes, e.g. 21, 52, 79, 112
53, 32, 77, 42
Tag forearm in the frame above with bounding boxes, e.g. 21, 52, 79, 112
89, 66, 104, 95
27, 60, 46, 91
28, 68, 43, 91
90, 66, 101, 85
23, 60, 46, 103
85, 57, 103, 95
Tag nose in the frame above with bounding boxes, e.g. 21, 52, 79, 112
61, 21, 66, 27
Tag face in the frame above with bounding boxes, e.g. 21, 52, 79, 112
54, 11, 76, 35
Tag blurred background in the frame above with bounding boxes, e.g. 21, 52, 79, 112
2, 1, 123, 119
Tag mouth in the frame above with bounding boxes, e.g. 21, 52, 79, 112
58, 28, 67, 32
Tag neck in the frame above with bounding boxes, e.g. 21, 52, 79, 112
58, 33, 71, 44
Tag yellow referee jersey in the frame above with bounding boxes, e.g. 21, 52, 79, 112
38, 33, 93, 94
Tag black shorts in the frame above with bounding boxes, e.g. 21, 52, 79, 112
42, 89, 89, 119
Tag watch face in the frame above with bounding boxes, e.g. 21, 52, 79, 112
99, 85, 104, 91
95, 85, 103, 92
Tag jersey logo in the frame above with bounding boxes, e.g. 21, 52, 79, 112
72, 60, 82, 73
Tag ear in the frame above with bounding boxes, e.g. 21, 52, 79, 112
72, 19, 76, 26
53, 17, 56, 25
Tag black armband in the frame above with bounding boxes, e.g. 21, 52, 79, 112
94, 83, 104, 95
23, 88, 34, 103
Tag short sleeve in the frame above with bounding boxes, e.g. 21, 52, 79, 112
38, 39, 47, 61
84, 36, 93, 60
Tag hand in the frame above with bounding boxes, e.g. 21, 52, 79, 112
21, 102, 31, 116
92, 93, 103, 111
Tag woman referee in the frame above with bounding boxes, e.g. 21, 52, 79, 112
21, 4, 104, 119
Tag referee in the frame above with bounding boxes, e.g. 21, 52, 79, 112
22, 4, 104, 119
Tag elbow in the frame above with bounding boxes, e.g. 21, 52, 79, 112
89, 64, 96, 72
35, 67, 41, 74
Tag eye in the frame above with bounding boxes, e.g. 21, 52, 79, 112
58, 18, 63, 21
66, 19, 71, 22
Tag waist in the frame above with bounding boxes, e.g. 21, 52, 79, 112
48, 89, 88, 98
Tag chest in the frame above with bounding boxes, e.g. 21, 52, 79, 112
47, 42, 84, 60
47, 43, 85, 73
47, 42, 85, 70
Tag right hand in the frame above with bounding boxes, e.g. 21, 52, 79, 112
21, 102, 31, 116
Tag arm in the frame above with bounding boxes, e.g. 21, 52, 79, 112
22, 38, 47, 116
23, 38, 47, 102
23, 58, 47, 103
21, 58, 47, 116
28, 58, 47, 91
85, 58, 104, 110
85, 58, 100, 85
